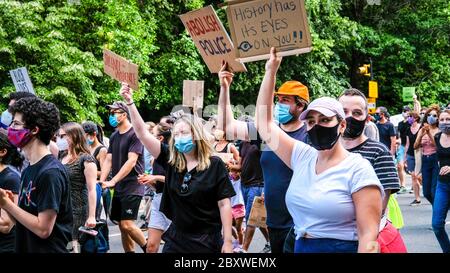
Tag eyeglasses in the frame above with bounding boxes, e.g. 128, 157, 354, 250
10, 120, 25, 129
180, 172, 192, 194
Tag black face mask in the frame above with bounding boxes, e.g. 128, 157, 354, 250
308, 123, 341, 150
343, 116, 366, 139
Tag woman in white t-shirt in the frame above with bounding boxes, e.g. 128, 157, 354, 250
252, 48, 384, 253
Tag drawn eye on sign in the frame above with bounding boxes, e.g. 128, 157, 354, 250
224, 0, 312, 62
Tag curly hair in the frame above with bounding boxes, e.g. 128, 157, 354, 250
10, 97, 60, 145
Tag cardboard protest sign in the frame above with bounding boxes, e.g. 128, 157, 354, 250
248, 196, 267, 228
225, 0, 312, 62
402, 87, 415, 102
103, 49, 139, 90
9, 67, 35, 94
180, 5, 247, 73
183, 80, 204, 111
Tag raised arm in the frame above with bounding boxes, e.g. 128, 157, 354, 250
120, 83, 161, 158
255, 48, 296, 168
217, 62, 250, 141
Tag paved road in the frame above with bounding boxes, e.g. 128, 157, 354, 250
107, 175, 449, 253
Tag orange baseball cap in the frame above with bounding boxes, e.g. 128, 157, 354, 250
275, 81, 309, 103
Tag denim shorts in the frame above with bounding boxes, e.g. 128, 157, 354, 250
241, 184, 264, 223
406, 154, 416, 173
295, 237, 358, 253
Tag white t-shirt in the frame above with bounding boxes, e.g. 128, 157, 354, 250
230, 178, 245, 207
286, 141, 384, 241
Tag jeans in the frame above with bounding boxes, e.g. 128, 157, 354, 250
432, 181, 450, 253
295, 237, 358, 253
421, 154, 439, 205
241, 184, 264, 222
267, 227, 291, 253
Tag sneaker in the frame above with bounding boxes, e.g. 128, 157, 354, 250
410, 200, 421, 206
260, 243, 271, 253
233, 247, 246, 253
398, 187, 408, 194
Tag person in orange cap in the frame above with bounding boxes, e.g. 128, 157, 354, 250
217, 62, 310, 253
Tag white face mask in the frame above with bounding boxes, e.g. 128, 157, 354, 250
56, 137, 69, 151
1, 110, 12, 127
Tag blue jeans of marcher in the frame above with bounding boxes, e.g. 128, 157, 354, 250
432, 181, 450, 253
241, 184, 264, 223
422, 154, 439, 205
295, 237, 358, 253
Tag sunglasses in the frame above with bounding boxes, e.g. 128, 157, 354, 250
180, 172, 192, 194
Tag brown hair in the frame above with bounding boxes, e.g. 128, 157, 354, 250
61, 122, 91, 157
409, 111, 420, 123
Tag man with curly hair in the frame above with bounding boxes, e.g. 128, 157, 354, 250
0, 97, 73, 253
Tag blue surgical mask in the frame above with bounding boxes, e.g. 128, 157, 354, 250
87, 138, 94, 146
439, 123, 450, 134
427, 115, 437, 125
174, 136, 195, 154
274, 103, 293, 124
109, 114, 118, 128
0, 110, 12, 129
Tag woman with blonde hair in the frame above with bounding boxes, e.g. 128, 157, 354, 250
119, 83, 235, 253
58, 122, 97, 252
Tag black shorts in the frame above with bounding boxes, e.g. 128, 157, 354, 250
110, 195, 142, 221
162, 225, 223, 253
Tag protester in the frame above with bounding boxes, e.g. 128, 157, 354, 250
414, 105, 441, 205
120, 83, 235, 253
339, 88, 406, 252
397, 106, 411, 193
0, 97, 72, 253
432, 109, 450, 253
100, 101, 147, 253
255, 48, 383, 253
217, 62, 309, 253
364, 116, 380, 142
0, 132, 23, 253
375, 107, 396, 156
58, 122, 97, 252
138, 123, 172, 253
405, 112, 422, 205
82, 121, 107, 179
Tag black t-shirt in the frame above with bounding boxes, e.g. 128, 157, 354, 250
108, 128, 145, 196
435, 132, 450, 183
407, 128, 419, 156
397, 120, 411, 146
157, 143, 235, 234
0, 167, 20, 253
15, 155, 73, 253
377, 122, 396, 150
239, 140, 264, 187
152, 160, 166, 194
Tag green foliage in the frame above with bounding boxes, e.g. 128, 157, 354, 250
0, 0, 448, 126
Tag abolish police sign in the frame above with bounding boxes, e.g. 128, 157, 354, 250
9, 67, 35, 94
180, 5, 247, 73
225, 0, 312, 62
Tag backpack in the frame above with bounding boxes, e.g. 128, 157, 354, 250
78, 219, 110, 253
